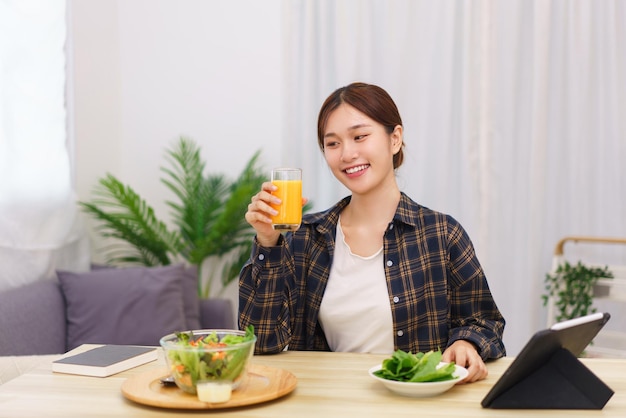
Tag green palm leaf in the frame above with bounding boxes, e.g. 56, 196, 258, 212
195, 152, 265, 260
220, 241, 255, 289
79, 174, 182, 266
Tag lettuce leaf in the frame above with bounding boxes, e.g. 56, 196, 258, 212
374, 349, 456, 382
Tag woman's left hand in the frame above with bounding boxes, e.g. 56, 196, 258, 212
442, 340, 488, 383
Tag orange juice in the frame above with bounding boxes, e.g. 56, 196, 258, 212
270, 179, 302, 231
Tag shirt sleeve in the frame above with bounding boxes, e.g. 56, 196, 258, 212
238, 235, 294, 354
444, 219, 506, 360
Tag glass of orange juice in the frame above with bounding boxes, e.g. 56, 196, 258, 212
270, 168, 302, 232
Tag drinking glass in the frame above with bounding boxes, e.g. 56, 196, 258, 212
270, 168, 302, 232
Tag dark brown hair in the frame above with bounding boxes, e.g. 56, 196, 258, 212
317, 82, 404, 168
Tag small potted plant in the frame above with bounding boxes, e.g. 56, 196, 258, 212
542, 260, 613, 323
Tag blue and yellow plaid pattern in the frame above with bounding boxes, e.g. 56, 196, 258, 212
239, 193, 505, 359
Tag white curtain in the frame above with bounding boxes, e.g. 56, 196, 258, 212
282, 0, 626, 355
0, 0, 89, 291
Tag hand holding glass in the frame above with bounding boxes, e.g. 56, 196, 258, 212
270, 168, 302, 232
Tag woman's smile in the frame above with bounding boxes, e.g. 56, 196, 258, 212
344, 164, 370, 176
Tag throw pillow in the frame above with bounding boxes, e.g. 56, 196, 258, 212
87, 263, 201, 330
182, 265, 201, 330
58, 264, 189, 350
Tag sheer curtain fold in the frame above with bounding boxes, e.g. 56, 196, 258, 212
282, 0, 626, 354
0, 0, 89, 291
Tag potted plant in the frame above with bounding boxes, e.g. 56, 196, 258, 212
542, 260, 614, 323
79, 137, 266, 299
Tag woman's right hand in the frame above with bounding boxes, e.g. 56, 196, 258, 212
245, 182, 282, 247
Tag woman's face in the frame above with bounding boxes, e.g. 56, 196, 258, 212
322, 103, 402, 196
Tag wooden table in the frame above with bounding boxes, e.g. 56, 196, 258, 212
1, 348, 625, 417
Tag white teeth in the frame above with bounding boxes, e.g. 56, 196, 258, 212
345, 165, 368, 174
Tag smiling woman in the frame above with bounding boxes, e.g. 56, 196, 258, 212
239, 82, 506, 384
282, 2, 626, 359
0, 0, 90, 291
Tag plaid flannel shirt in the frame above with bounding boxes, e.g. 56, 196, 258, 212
238, 192, 506, 359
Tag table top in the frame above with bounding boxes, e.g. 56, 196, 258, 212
1, 347, 625, 418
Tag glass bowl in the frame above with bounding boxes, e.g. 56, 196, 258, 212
159, 329, 256, 395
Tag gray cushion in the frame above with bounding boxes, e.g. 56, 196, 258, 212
0, 280, 67, 355
182, 266, 201, 330
88, 263, 201, 330
57, 264, 189, 350
199, 298, 235, 329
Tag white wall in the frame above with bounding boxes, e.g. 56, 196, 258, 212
70, 0, 284, 311
71, 0, 283, 261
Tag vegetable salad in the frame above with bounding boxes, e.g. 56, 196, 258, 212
164, 326, 256, 393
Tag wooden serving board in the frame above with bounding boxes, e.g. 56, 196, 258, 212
121, 365, 297, 409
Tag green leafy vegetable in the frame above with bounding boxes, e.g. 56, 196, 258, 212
373, 349, 456, 382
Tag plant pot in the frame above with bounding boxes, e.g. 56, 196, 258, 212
593, 283, 611, 298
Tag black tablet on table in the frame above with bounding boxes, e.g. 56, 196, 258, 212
481, 312, 613, 409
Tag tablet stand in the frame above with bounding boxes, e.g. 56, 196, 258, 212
488, 347, 614, 409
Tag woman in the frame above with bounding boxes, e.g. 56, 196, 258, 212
239, 82, 505, 382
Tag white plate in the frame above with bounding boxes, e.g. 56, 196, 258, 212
368, 362, 468, 398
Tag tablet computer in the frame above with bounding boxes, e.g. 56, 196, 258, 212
481, 312, 611, 408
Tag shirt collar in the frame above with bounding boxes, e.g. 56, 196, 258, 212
392, 192, 423, 228
304, 192, 424, 233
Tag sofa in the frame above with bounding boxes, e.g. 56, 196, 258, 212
0, 264, 235, 357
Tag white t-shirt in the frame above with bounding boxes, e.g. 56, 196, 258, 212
318, 219, 395, 354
